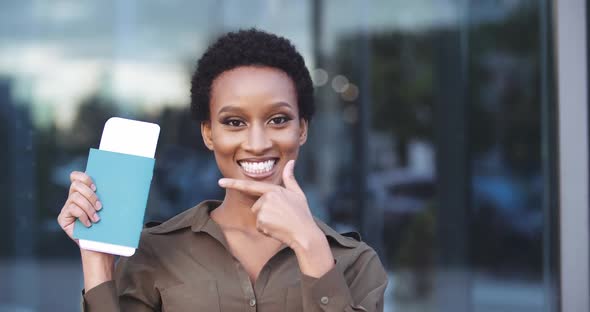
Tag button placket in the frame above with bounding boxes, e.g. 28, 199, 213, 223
234, 261, 257, 311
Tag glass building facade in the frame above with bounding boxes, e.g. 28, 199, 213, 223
2, 0, 584, 311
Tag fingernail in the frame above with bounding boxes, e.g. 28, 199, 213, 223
93, 213, 100, 222
95, 201, 102, 210
218, 179, 228, 186
85, 220, 92, 227
91, 184, 96, 191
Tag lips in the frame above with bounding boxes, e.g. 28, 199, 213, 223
237, 157, 279, 178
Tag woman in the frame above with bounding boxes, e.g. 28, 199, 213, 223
58, 29, 388, 311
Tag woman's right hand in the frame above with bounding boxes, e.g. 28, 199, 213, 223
58, 171, 115, 291
57, 171, 102, 244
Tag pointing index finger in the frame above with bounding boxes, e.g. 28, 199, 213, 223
218, 178, 280, 196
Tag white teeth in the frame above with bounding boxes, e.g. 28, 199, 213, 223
239, 160, 276, 174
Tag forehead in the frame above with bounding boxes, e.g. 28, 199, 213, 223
210, 66, 297, 110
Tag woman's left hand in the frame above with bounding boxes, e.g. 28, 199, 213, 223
218, 160, 334, 277
217, 159, 321, 250
219, 160, 334, 278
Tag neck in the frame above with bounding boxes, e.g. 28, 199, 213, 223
212, 189, 259, 230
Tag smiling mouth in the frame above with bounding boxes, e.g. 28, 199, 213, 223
237, 158, 278, 175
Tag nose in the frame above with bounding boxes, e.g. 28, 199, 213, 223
243, 123, 272, 154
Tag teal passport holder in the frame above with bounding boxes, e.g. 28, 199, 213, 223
73, 148, 155, 248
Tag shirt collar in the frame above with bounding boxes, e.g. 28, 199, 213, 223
146, 200, 359, 249
145, 200, 220, 234
313, 218, 360, 248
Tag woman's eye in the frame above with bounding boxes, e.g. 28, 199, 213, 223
269, 116, 290, 125
224, 119, 245, 127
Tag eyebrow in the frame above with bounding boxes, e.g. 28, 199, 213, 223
217, 101, 294, 115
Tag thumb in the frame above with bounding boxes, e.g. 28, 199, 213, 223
282, 159, 303, 194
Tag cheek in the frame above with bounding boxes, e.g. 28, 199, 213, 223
211, 130, 241, 155
275, 129, 302, 156
210, 129, 242, 178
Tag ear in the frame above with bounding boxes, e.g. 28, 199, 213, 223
298, 118, 308, 146
201, 121, 214, 151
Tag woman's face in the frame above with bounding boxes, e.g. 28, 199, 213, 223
201, 66, 308, 186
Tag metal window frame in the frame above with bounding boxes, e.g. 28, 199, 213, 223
554, 0, 590, 311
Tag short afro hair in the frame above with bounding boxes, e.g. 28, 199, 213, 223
190, 28, 315, 122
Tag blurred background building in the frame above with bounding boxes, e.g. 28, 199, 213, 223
0, 0, 587, 311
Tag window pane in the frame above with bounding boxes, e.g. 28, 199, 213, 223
0, 1, 557, 311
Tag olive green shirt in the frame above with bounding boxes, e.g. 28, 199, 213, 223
82, 200, 388, 311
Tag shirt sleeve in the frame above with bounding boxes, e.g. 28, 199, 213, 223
300, 246, 388, 312
82, 281, 119, 312
81, 234, 160, 311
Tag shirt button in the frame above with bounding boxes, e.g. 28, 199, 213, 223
320, 296, 329, 305
249, 298, 257, 307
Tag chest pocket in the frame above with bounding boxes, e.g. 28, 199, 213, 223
286, 286, 303, 312
161, 281, 220, 312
